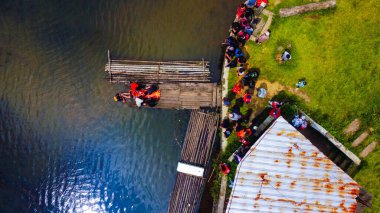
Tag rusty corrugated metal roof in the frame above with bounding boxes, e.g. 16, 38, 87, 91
226, 117, 360, 213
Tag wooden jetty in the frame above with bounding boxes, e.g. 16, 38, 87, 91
168, 110, 219, 213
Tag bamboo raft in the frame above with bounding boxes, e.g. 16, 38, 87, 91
168, 110, 219, 213
122, 83, 221, 109
105, 59, 211, 84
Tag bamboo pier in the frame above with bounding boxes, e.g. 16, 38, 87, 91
168, 110, 219, 213
105, 52, 222, 109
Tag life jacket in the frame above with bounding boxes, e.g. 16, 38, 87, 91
243, 94, 252, 103
220, 163, 231, 175
144, 90, 161, 100
130, 82, 139, 91
232, 83, 242, 94
132, 89, 146, 98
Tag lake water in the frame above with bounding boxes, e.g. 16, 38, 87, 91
0, 0, 236, 212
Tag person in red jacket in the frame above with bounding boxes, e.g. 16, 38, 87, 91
256, 0, 268, 7
232, 83, 242, 95
236, 4, 247, 18
220, 163, 231, 175
130, 82, 144, 98
243, 93, 252, 104
269, 107, 281, 119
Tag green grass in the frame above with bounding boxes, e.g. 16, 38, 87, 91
245, 1, 380, 212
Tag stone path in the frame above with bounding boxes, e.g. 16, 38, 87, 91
251, 9, 274, 40
352, 130, 370, 147
343, 119, 361, 136
360, 141, 378, 158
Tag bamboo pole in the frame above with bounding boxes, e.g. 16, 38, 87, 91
108, 49, 111, 83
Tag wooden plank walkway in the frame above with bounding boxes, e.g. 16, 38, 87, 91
168, 110, 219, 213
121, 83, 221, 109
157, 83, 221, 109
105, 59, 211, 84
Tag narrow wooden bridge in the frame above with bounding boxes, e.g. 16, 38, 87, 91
168, 110, 219, 213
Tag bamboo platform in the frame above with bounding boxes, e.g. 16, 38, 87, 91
168, 110, 219, 213
122, 83, 221, 109
156, 83, 221, 109
105, 58, 211, 84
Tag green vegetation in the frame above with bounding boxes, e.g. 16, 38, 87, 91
244, 1, 380, 212
211, 1, 379, 211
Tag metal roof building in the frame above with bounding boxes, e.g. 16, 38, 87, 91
226, 117, 360, 213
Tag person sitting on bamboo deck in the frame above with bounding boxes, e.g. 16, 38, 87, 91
114, 93, 131, 103
130, 82, 146, 98
142, 84, 161, 107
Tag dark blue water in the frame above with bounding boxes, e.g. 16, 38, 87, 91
0, 0, 236, 212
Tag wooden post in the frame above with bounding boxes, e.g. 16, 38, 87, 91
157, 62, 160, 83
108, 49, 112, 83
202, 58, 205, 73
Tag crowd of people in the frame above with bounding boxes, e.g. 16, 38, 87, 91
292, 113, 308, 130
114, 82, 161, 108
219, 0, 308, 175
219, 1, 271, 174
224, 1, 270, 70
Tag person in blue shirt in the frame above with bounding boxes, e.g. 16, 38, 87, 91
245, 0, 257, 8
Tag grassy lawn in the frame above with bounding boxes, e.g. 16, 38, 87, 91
244, 0, 379, 211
